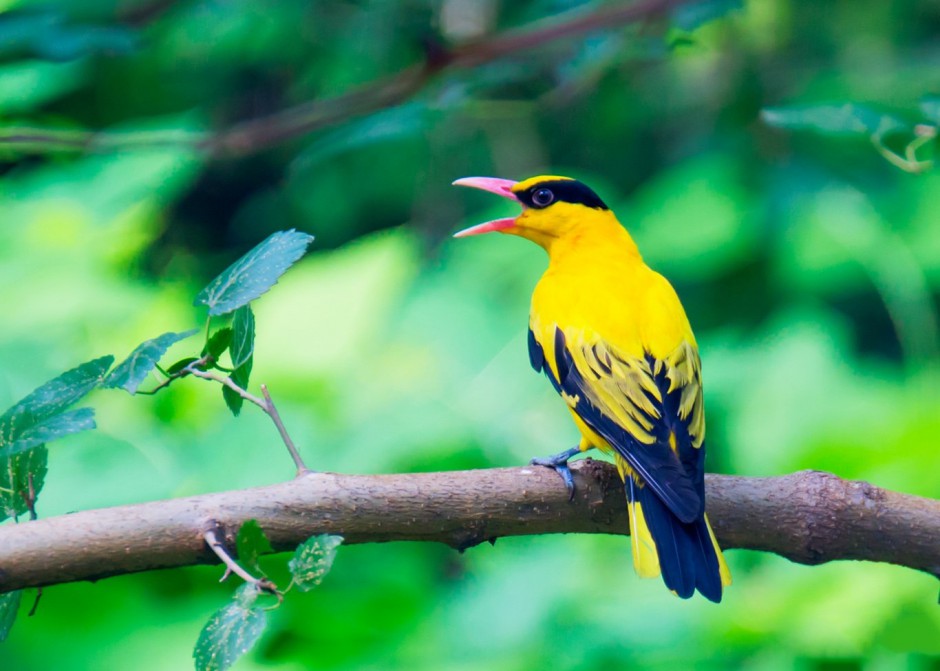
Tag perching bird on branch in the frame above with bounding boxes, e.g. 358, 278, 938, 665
453, 175, 731, 602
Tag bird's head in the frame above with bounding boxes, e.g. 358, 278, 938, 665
452, 175, 613, 250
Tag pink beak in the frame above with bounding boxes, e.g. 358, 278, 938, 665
452, 177, 520, 237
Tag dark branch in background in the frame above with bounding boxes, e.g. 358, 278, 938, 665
1, 461, 938, 593
0, 0, 685, 158
118, 0, 183, 27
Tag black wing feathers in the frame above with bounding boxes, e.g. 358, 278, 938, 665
544, 328, 704, 524
527, 327, 544, 373
531, 325, 721, 601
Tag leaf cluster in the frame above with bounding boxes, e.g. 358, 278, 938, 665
0, 229, 314, 647
762, 98, 940, 173
195, 525, 344, 671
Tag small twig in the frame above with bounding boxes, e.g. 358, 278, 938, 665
27, 589, 42, 617
871, 133, 933, 173
261, 385, 308, 474
203, 527, 277, 595
905, 131, 935, 165
23, 473, 43, 616
19, 472, 38, 522
183, 364, 267, 410
139, 355, 210, 396
184, 364, 306, 472
135, 375, 180, 396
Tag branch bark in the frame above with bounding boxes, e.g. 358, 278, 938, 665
1, 460, 938, 594
0, 0, 685, 157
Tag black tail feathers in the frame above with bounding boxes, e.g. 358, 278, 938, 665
633, 482, 724, 603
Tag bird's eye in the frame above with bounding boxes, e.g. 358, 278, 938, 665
532, 188, 555, 207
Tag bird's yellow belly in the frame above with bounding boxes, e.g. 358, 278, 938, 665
531, 268, 641, 479
530, 262, 686, 486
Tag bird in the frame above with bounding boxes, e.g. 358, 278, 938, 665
452, 174, 731, 602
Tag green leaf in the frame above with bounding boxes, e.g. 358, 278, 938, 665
202, 328, 233, 362
919, 96, 940, 125
104, 330, 198, 394
0, 356, 113, 459
0, 445, 48, 523
222, 305, 256, 414
5, 408, 95, 457
0, 590, 22, 642
0, 356, 112, 425
221, 357, 252, 417
221, 384, 242, 417
230, 306, 255, 369
761, 103, 908, 139
288, 534, 343, 592
166, 357, 200, 376
193, 584, 267, 671
235, 520, 273, 574
194, 230, 314, 316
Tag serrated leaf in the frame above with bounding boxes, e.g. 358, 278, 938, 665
235, 520, 273, 574
229, 306, 255, 369
193, 584, 267, 671
0, 590, 22, 642
919, 96, 940, 125
0, 356, 112, 425
222, 355, 253, 417
221, 384, 242, 416
3, 408, 95, 458
104, 329, 198, 394
288, 534, 343, 591
0, 445, 47, 523
194, 230, 314, 316
202, 328, 233, 362
761, 104, 908, 138
0, 356, 112, 459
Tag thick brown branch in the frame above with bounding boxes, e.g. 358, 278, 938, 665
0, 0, 684, 157
0, 461, 938, 593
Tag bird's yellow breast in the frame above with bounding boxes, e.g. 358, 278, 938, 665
529, 224, 697, 457
528, 209, 695, 372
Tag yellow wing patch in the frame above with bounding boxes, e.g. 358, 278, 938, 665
565, 330, 706, 450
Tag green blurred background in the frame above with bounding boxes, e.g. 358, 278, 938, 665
2, 0, 940, 669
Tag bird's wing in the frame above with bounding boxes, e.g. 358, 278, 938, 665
529, 326, 706, 524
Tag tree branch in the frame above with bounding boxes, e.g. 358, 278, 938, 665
1, 460, 938, 593
0, 0, 685, 158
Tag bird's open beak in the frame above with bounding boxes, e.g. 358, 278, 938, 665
452, 177, 520, 237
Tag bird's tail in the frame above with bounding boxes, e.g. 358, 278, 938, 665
626, 478, 731, 603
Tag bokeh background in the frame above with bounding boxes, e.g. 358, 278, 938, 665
2, 0, 940, 669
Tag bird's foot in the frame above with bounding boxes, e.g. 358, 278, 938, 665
530, 445, 581, 501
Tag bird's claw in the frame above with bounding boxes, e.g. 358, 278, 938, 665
530, 445, 581, 501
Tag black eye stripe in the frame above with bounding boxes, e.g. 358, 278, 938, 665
516, 180, 608, 210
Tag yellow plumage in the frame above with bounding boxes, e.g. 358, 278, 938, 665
455, 174, 731, 601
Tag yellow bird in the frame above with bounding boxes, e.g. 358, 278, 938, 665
453, 175, 731, 602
